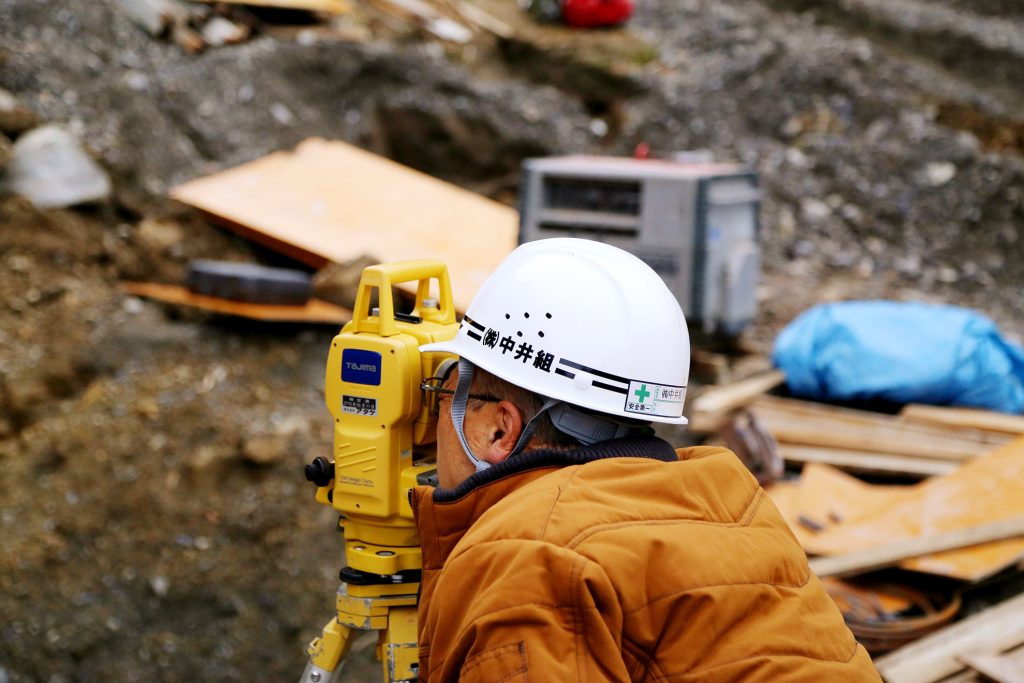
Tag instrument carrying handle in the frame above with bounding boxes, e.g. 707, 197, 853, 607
350, 260, 456, 336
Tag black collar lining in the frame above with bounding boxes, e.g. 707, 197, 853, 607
433, 436, 678, 503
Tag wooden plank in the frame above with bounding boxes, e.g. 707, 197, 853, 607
758, 395, 1012, 447
766, 464, 915, 548
936, 671, 981, 683
808, 516, 1024, 579
170, 138, 519, 314
442, 0, 513, 37
369, 0, 474, 41
121, 282, 351, 324
901, 404, 1024, 436
780, 444, 958, 478
753, 397, 1010, 463
691, 369, 786, 415
804, 437, 1024, 581
874, 593, 1024, 683
758, 409, 975, 462
958, 647, 1024, 683
192, 0, 354, 15
792, 463, 912, 531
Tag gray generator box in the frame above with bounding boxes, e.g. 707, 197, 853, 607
518, 155, 761, 335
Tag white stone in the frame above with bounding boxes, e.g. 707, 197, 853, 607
925, 161, 956, 187
938, 265, 959, 283
1, 125, 111, 208
270, 102, 294, 126
124, 70, 150, 92
150, 575, 169, 597
588, 118, 609, 137
800, 197, 831, 221
202, 17, 247, 47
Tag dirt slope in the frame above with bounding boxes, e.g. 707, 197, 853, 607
0, 0, 1022, 680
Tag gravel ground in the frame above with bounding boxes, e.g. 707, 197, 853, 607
0, 0, 1022, 680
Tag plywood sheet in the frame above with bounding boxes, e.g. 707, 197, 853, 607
170, 138, 519, 313
806, 436, 1024, 581
794, 463, 912, 531
122, 282, 351, 324
765, 465, 913, 547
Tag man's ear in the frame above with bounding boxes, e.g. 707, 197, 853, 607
482, 400, 524, 465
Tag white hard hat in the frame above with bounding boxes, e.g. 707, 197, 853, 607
421, 238, 690, 424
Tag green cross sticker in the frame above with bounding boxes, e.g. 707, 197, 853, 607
634, 384, 651, 404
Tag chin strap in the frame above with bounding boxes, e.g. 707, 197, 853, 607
450, 359, 489, 472
450, 359, 560, 473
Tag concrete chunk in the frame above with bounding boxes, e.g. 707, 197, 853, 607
1, 125, 112, 208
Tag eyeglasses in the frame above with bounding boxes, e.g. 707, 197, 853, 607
420, 376, 502, 416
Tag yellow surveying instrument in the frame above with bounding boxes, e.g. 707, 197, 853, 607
300, 261, 459, 683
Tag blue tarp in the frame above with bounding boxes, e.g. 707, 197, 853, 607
772, 301, 1024, 414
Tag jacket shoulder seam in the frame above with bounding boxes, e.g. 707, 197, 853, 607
622, 494, 818, 614
538, 466, 582, 543
565, 485, 764, 549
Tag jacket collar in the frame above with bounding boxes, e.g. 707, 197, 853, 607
411, 436, 677, 569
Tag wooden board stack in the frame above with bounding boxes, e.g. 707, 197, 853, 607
691, 371, 1024, 682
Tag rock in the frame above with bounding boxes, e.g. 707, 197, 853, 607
116, 0, 190, 36
240, 434, 289, 466
135, 217, 185, 252
924, 161, 957, 187
135, 397, 159, 419
0, 133, 11, 173
588, 118, 609, 137
269, 103, 294, 126
185, 443, 235, 472
800, 198, 831, 222
312, 255, 377, 310
1, 126, 111, 208
0, 89, 39, 138
149, 575, 170, 598
200, 17, 249, 48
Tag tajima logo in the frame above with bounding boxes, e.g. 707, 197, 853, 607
341, 349, 382, 386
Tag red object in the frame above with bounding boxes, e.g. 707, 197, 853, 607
562, 0, 634, 28
633, 142, 650, 159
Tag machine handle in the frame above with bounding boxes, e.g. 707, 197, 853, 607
350, 260, 456, 337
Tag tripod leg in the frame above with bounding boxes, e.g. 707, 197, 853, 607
377, 605, 418, 682
300, 617, 355, 683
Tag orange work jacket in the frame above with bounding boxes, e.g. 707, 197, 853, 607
411, 438, 881, 682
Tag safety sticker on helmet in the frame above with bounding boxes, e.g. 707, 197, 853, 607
624, 381, 686, 418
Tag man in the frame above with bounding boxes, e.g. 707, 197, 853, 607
412, 238, 880, 682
